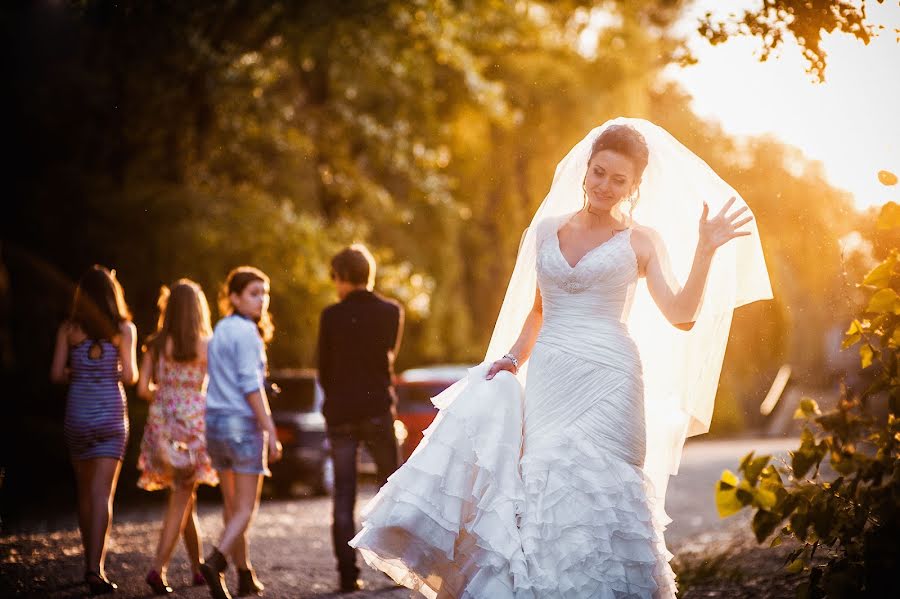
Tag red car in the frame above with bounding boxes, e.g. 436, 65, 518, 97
394, 364, 473, 461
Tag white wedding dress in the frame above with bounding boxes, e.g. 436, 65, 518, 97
350, 214, 676, 598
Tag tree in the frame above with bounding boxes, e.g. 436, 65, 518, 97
697, 0, 893, 82
5, 0, 687, 367
716, 175, 900, 598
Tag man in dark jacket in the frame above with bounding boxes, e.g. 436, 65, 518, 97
317, 244, 403, 592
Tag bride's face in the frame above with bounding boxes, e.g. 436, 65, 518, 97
584, 150, 637, 212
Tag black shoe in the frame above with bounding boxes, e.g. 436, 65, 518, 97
339, 577, 363, 593
236, 568, 264, 596
199, 548, 232, 599
145, 570, 173, 595
85, 571, 117, 595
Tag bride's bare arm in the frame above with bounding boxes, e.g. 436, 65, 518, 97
486, 284, 543, 379
636, 198, 753, 330
637, 228, 711, 330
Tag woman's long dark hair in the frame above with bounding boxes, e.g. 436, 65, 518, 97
69, 265, 131, 341
147, 279, 212, 370
218, 266, 274, 344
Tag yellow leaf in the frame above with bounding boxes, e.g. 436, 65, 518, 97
866, 288, 900, 314
794, 397, 822, 419
862, 257, 896, 287
890, 328, 900, 348
800, 398, 820, 415
715, 486, 744, 518
785, 558, 806, 574
844, 320, 862, 335
860, 344, 874, 369
842, 333, 861, 349
755, 487, 778, 510
877, 201, 900, 229
720, 469, 738, 487
878, 170, 898, 186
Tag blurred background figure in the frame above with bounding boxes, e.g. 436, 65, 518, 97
317, 245, 404, 593
200, 267, 282, 599
49, 265, 138, 595
136, 279, 219, 595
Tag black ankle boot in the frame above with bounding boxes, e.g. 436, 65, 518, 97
199, 548, 232, 599
237, 568, 264, 596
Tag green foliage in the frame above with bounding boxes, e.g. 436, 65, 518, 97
5, 0, 861, 385
716, 176, 900, 597
8, 0, 694, 369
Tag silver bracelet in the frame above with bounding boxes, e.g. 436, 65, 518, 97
502, 352, 519, 371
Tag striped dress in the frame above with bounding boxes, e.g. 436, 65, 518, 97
64, 339, 129, 461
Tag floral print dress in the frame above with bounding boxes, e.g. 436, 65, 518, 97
138, 357, 218, 490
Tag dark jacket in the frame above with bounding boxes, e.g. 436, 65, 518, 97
317, 289, 403, 426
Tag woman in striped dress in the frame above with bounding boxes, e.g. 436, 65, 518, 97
51, 265, 138, 595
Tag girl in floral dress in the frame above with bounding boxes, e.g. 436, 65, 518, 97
137, 279, 219, 594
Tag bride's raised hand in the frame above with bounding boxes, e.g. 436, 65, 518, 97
699, 196, 754, 252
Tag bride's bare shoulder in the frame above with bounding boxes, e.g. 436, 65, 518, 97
629, 223, 663, 246
532, 213, 569, 241
628, 224, 666, 271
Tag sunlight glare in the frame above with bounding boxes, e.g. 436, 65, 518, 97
668, 0, 900, 211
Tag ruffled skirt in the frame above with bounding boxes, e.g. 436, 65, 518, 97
350, 356, 676, 598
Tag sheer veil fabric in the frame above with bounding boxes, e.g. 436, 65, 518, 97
436, 117, 772, 512
351, 118, 773, 598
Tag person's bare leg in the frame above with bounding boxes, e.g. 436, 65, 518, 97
182, 493, 203, 576
152, 481, 196, 576
200, 469, 237, 598
71, 459, 92, 571
233, 531, 251, 571
215, 473, 262, 566
218, 469, 235, 551
240, 475, 264, 570
217, 470, 247, 569
88, 458, 122, 577
231, 476, 262, 571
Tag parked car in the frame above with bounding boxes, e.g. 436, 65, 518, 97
267, 369, 333, 496
268, 368, 390, 495
395, 364, 473, 461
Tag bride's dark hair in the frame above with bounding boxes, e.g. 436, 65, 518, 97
584, 124, 650, 222
588, 124, 650, 180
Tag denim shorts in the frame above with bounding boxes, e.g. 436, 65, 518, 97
205, 413, 270, 476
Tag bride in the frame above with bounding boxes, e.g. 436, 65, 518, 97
350, 118, 772, 598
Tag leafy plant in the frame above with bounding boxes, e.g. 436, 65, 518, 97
715, 179, 900, 598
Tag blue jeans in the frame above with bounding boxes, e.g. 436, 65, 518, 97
205, 413, 270, 476
327, 413, 400, 579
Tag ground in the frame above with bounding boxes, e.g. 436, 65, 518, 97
1, 437, 806, 598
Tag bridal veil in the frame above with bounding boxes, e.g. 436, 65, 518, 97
436, 117, 773, 510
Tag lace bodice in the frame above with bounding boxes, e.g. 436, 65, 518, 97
536, 216, 638, 317
533, 215, 641, 369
